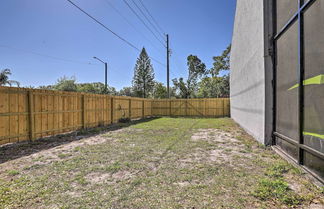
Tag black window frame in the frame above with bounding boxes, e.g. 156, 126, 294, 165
272, 0, 324, 184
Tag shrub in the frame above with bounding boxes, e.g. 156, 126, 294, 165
118, 117, 131, 123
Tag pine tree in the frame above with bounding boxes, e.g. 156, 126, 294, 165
132, 48, 155, 98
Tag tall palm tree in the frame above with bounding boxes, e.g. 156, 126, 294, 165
0, 69, 20, 87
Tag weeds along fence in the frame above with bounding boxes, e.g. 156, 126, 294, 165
0, 86, 230, 145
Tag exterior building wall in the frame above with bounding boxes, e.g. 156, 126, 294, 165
230, 0, 266, 144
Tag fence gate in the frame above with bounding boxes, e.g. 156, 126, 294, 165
273, 0, 324, 182
171, 99, 205, 117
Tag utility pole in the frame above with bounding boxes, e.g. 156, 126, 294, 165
93, 56, 108, 93
166, 34, 170, 98
104, 62, 107, 91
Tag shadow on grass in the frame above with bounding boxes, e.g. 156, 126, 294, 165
0, 117, 160, 164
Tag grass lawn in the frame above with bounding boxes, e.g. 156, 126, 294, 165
0, 117, 323, 208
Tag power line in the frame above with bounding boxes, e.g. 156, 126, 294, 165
0, 44, 97, 66
103, 0, 164, 54
130, 0, 164, 40
138, 0, 165, 35
123, 0, 166, 47
67, 0, 140, 51
66, 0, 166, 67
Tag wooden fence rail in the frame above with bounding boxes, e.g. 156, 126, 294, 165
0, 86, 230, 145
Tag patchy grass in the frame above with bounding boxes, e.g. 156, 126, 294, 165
253, 162, 304, 206
253, 178, 303, 206
6, 170, 19, 176
0, 117, 323, 208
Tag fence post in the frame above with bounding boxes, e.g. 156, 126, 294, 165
129, 98, 132, 119
28, 90, 35, 141
204, 99, 206, 117
185, 100, 188, 116
222, 99, 225, 117
110, 97, 114, 123
142, 100, 145, 118
169, 99, 172, 116
81, 94, 86, 128
106, 96, 109, 125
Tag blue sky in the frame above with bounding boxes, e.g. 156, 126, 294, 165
0, 0, 236, 90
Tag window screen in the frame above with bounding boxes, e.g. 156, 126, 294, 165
276, 22, 299, 141
303, 0, 324, 176
276, 0, 299, 31
274, 0, 324, 180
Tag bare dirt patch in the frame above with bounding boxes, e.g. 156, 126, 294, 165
112, 170, 132, 180
85, 170, 133, 185
183, 129, 255, 166
86, 172, 111, 184
191, 128, 238, 143
65, 190, 82, 198
0, 135, 113, 179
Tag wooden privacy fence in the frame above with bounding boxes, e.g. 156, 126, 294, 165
152, 98, 230, 117
0, 86, 230, 145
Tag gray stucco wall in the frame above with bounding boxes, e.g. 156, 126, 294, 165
230, 0, 266, 144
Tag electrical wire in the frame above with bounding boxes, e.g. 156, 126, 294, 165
66, 0, 166, 67
130, 0, 164, 40
123, 0, 166, 47
0, 44, 97, 65
103, 0, 164, 54
67, 0, 140, 51
138, 0, 165, 35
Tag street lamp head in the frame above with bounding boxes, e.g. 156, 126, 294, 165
93, 56, 106, 64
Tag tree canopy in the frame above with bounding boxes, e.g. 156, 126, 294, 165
118, 87, 133, 97
52, 76, 78, 92
152, 82, 167, 99
196, 44, 231, 98
39, 76, 116, 95
209, 44, 231, 77
132, 48, 155, 98
173, 55, 206, 98
0, 69, 20, 87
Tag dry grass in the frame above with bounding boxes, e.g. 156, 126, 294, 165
0, 117, 323, 208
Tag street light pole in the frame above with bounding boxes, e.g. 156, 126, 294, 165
93, 56, 108, 93
104, 62, 107, 91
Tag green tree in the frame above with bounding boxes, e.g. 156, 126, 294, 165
118, 87, 134, 97
172, 78, 189, 98
173, 55, 206, 98
0, 69, 20, 87
209, 44, 231, 77
152, 82, 167, 99
77, 82, 116, 95
38, 85, 54, 90
53, 76, 77, 92
197, 77, 223, 98
220, 74, 230, 97
197, 75, 229, 98
197, 45, 231, 98
132, 48, 155, 98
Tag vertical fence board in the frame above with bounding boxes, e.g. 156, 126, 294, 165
0, 91, 9, 145
9, 92, 18, 143
28, 91, 34, 141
